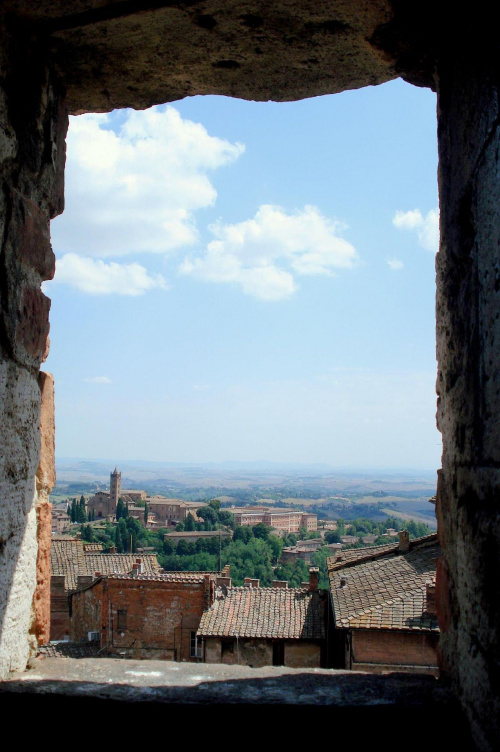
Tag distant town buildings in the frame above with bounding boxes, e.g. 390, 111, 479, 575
86, 468, 206, 527
280, 538, 341, 565
232, 506, 317, 534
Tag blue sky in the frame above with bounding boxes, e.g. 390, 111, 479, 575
45, 78, 441, 470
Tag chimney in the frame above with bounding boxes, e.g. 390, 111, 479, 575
271, 580, 288, 589
244, 578, 260, 588
340, 575, 348, 588
204, 574, 215, 609
109, 545, 117, 554
425, 580, 436, 615
398, 530, 410, 553
309, 567, 319, 592
94, 571, 101, 578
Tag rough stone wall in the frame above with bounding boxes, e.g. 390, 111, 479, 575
0, 23, 66, 677
284, 641, 321, 669
209, 637, 273, 667
435, 55, 500, 752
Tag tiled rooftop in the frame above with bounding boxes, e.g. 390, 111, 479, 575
198, 587, 325, 640
107, 571, 216, 583
328, 534, 438, 570
50, 538, 86, 590
327, 535, 439, 632
84, 553, 160, 578
50, 538, 160, 591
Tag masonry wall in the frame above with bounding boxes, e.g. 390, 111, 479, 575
435, 51, 500, 750
79, 578, 210, 661
69, 583, 101, 643
203, 637, 321, 668
0, 24, 66, 677
351, 630, 439, 669
285, 641, 321, 668
50, 576, 70, 641
205, 637, 273, 667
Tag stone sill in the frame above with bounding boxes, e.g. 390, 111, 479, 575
1, 657, 447, 705
0, 658, 472, 747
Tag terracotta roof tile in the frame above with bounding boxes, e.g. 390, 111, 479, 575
327, 535, 439, 633
50, 539, 161, 591
107, 571, 215, 583
198, 587, 325, 640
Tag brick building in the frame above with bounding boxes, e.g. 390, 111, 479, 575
197, 569, 327, 668
327, 533, 440, 673
232, 506, 317, 534
70, 570, 221, 661
49, 537, 160, 640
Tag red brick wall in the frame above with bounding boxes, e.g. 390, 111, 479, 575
50, 576, 69, 640
93, 578, 209, 660
351, 630, 439, 668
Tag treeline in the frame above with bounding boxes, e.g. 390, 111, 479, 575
160, 523, 302, 587
323, 516, 432, 544
67, 496, 95, 523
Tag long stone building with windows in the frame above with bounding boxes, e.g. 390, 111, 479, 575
231, 506, 317, 535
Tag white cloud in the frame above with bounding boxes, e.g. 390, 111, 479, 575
392, 208, 439, 252
49, 253, 168, 296
387, 258, 404, 271
51, 107, 244, 258
180, 204, 357, 300
83, 376, 112, 384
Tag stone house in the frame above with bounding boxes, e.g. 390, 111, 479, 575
327, 533, 440, 673
197, 569, 327, 668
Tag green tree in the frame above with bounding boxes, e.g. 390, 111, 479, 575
116, 498, 128, 520
144, 503, 148, 526
77, 497, 87, 523
252, 522, 271, 540
325, 530, 341, 544
197, 505, 217, 526
82, 524, 95, 542
336, 518, 346, 536
184, 512, 195, 531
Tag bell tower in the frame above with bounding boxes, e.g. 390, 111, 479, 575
110, 467, 121, 514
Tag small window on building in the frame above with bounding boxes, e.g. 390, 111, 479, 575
190, 632, 202, 659
117, 610, 127, 630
